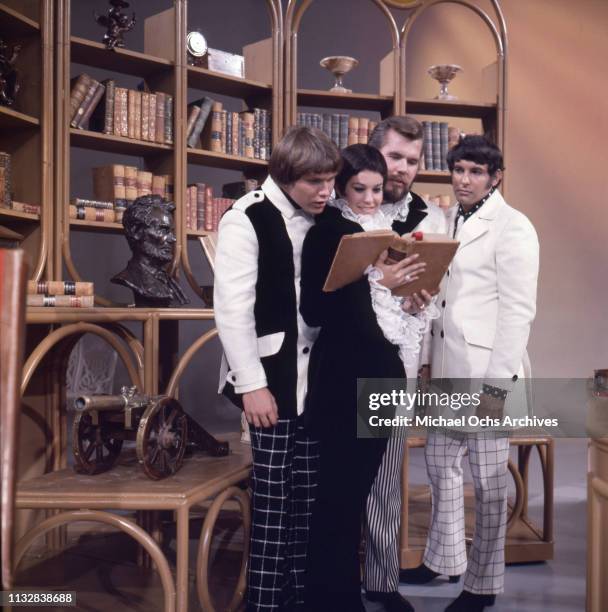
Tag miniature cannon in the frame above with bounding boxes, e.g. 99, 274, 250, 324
72, 386, 231, 480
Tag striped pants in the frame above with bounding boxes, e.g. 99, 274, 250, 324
363, 428, 406, 592
247, 418, 319, 611
423, 430, 510, 594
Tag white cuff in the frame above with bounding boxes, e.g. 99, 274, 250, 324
226, 363, 268, 394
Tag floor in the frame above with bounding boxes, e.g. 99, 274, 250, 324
15, 438, 588, 611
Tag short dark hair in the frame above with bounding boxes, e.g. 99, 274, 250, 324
447, 135, 504, 176
122, 194, 174, 250
335, 144, 388, 196
368, 116, 423, 149
269, 126, 341, 185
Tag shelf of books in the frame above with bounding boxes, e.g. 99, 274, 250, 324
0, 0, 52, 281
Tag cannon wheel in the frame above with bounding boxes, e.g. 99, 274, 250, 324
136, 397, 187, 480
73, 411, 123, 475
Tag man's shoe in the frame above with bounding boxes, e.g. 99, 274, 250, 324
444, 590, 496, 611
365, 591, 415, 612
399, 563, 460, 585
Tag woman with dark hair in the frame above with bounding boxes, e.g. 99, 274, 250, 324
302, 145, 438, 611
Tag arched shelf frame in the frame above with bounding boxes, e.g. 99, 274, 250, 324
21, 323, 143, 395
399, 0, 508, 171
179, 0, 283, 302
284, 0, 401, 129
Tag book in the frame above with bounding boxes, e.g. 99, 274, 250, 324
148, 94, 157, 142
225, 111, 233, 155
209, 102, 224, 153
152, 175, 166, 197
71, 77, 101, 128
11, 201, 40, 215
28, 280, 94, 296
92, 165, 127, 208
185, 104, 201, 140
196, 182, 206, 230
89, 79, 115, 133
204, 185, 214, 231
76, 81, 105, 130
432, 121, 441, 171
70, 197, 114, 210
422, 121, 433, 170
187, 97, 214, 149
322, 230, 459, 298
127, 89, 138, 139
124, 166, 138, 203
69, 74, 93, 124
240, 111, 254, 158
118, 87, 129, 137
358, 117, 369, 144
133, 89, 142, 140
440, 122, 449, 171
348, 116, 359, 145
141, 92, 151, 141
0, 151, 11, 208
155, 92, 166, 143
69, 205, 116, 223
164, 95, 173, 144
137, 171, 152, 197
339, 114, 349, 149
188, 184, 198, 231
27, 294, 95, 308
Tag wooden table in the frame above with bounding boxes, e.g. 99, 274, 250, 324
15, 433, 252, 612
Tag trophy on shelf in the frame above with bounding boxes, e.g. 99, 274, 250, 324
320, 56, 359, 94
427, 64, 463, 101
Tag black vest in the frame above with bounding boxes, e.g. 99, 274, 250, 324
223, 196, 300, 418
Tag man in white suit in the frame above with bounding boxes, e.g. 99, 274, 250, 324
400, 135, 539, 612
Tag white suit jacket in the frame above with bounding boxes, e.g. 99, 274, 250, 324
430, 190, 539, 415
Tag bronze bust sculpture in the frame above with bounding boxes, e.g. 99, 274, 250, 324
112, 195, 188, 307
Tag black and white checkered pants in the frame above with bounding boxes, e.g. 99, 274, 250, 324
247, 418, 319, 611
423, 430, 510, 595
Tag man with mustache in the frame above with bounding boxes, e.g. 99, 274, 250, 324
363, 116, 447, 612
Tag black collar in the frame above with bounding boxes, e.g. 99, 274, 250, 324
456, 188, 494, 222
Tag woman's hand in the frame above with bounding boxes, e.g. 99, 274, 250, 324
402, 289, 435, 314
373, 250, 426, 290
242, 387, 279, 428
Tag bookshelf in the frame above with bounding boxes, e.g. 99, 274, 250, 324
0, 0, 52, 279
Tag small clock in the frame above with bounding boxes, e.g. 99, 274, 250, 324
186, 30, 208, 66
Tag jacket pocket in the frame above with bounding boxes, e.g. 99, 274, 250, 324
462, 321, 495, 349
257, 331, 285, 357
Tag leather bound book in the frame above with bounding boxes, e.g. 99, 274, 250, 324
89, 79, 115, 133
27, 294, 95, 308
188, 184, 198, 231
69, 74, 93, 124
323, 231, 459, 298
155, 92, 166, 143
164, 95, 173, 144
240, 111, 254, 158
127, 89, 137, 139
204, 185, 214, 231
124, 166, 138, 204
208, 102, 224, 153
28, 281, 94, 297
137, 171, 153, 197
148, 94, 157, 142
133, 90, 142, 140
348, 116, 359, 146
71, 78, 100, 128
152, 174, 166, 197
185, 104, 201, 141
76, 81, 105, 130
69, 205, 116, 223
196, 183, 206, 230
141, 92, 150, 141
358, 117, 369, 144
92, 165, 126, 205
